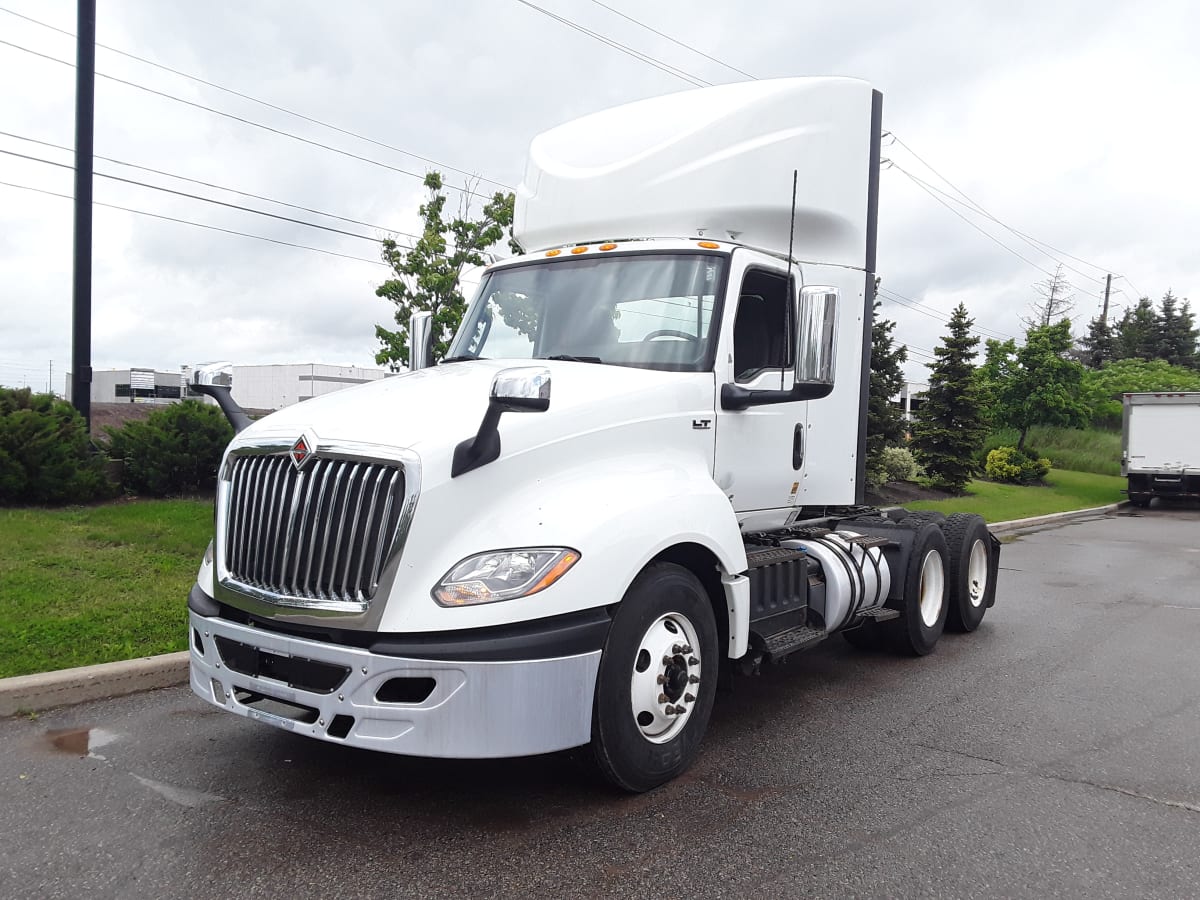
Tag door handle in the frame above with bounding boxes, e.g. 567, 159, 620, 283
792, 424, 804, 470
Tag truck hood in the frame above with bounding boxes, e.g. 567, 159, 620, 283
235, 359, 715, 467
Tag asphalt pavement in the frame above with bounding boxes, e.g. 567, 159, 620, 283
2, 505, 1199, 899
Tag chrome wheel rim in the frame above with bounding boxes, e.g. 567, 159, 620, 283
967, 539, 988, 608
630, 613, 701, 744
918, 550, 945, 628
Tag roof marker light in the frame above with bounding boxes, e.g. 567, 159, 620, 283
697, 240, 720, 249
545, 249, 562, 257
599, 243, 617, 251
571, 246, 588, 254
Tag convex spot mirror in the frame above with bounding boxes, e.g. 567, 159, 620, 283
491, 366, 551, 412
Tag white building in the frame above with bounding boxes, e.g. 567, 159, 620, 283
74, 363, 387, 411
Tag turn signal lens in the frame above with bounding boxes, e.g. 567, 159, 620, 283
433, 548, 581, 607
570, 246, 588, 254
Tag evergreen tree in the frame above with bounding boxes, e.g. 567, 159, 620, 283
911, 303, 987, 493
1114, 297, 1158, 361
866, 298, 908, 477
996, 320, 1089, 450
1078, 314, 1116, 369
1157, 291, 1198, 368
1022, 264, 1076, 329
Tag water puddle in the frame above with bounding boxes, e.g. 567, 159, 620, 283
44, 727, 119, 759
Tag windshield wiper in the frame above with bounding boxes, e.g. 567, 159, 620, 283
439, 355, 486, 364
542, 355, 603, 364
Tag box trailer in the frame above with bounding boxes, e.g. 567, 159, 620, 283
1122, 392, 1200, 506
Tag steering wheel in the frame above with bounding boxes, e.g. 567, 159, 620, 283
643, 329, 698, 342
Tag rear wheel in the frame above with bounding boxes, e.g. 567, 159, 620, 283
587, 563, 718, 793
883, 523, 949, 656
942, 514, 996, 632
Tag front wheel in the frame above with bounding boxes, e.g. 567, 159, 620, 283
587, 563, 718, 793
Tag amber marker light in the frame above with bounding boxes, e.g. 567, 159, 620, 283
599, 243, 617, 251
697, 240, 720, 249
571, 246, 589, 254
545, 249, 562, 257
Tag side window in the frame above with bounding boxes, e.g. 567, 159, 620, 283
732, 270, 794, 382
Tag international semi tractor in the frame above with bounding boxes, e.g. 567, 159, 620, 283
187, 77, 1001, 792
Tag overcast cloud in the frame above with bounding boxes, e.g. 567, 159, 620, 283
1, 0, 1196, 392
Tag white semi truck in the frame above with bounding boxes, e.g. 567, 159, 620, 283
187, 77, 1000, 791
1121, 392, 1200, 506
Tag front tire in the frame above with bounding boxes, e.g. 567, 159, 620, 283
587, 563, 718, 793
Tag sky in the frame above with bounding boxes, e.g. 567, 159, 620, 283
1, 0, 1196, 394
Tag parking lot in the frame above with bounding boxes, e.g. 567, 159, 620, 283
2, 506, 1199, 899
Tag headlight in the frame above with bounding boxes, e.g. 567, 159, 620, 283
433, 548, 580, 607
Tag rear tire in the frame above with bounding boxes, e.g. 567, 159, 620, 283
898, 510, 947, 528
942, 514, 996, 633
587, 563, 718, 793
882, 522, 949, 656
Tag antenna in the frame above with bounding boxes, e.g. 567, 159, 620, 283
783, 169, 797, 390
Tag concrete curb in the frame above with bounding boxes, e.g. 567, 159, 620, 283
0, 652, 189, 717
1, 501, 1130, 716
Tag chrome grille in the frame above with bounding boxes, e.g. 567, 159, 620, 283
224, 453, 406, 608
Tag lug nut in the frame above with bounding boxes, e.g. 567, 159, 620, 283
684, 693, 696, 703
319, 719, 325, 726
361, 666, 368, 675
689, 674, 700, 684
672, 644, 684, 654
663, 655, 673, 666
658, 693, 669, 704
337, 693, 344, 701
656, 674, 666, 685
664, 704, 676, 715
682, 645, 693, 654
672, 706, 685, 716
688, 657, 699, 666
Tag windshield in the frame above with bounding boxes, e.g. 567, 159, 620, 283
447, 253, 726, 371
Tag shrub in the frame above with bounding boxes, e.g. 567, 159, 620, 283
105, 400, 233, 497
0, 387, 115, 505
880, 446, 923, 483
985, 446, 1051, 484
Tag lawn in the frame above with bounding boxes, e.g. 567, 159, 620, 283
983, 426, 1122, 476
0, 499, 212, 679
905, 469, 1126, 522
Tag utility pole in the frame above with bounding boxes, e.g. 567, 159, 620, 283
1101, 273, 1112, 325
70, 0, 96, 427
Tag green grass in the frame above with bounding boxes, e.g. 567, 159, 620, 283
905, 469, 1126, 523
0, 499, 212, 678
983, 425, 1122, 476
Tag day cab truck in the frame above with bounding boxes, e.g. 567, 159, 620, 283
187, 77, 1001, 792
1122, 391, 1200, 506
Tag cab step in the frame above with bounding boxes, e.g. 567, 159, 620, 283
761, 624, 827, 661
856, 607, 900, 622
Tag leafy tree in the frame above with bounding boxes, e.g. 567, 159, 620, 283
1157, 291, 1198, 368
1114, 297, 1158, 360
374, 172, 515, 369
1022, 264, 1075, 329
996, 320, 1088, 450
1081, 358, 1200, 428
866, 297, 908, 479
911, 303, 987, 493
105, 401, 233, 497
973, 337, 1017, 427
0, 387, 114, 505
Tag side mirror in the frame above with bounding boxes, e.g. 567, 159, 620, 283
453, 366, 551, 476
795, 286, 838, 387
491, 366, 551, 412
190, 361, 251, 433
409, 311, 434, 371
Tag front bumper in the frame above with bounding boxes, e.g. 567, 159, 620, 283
188, 607, 603, 759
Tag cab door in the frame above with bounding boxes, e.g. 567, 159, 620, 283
712, 250, 807, 529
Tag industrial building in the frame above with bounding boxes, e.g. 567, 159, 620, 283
71, 363, 388, 411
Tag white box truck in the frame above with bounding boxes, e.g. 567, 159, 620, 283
187, 77, 1000, 791
1122, 392, 1200, 507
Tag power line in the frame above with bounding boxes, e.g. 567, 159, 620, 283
886, 132, 1119, 280
1, 146, 386, 244
0, 180, 389, 267
887, 159, 1106, 288
878, 287, 1015, 342
0, 5, 513, 192
510, 0, 711, 87
585, 0, 756, 79
0, 130, 420, 239
0, 38, 498, 203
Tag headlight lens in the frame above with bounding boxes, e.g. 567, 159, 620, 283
433, 548, 580, 607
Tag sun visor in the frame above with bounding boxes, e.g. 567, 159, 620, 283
514, 77, 875, 269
